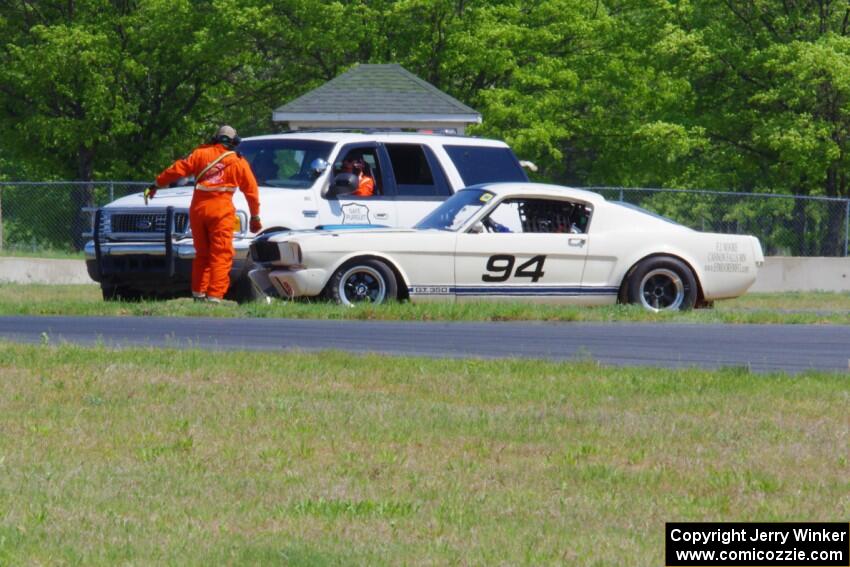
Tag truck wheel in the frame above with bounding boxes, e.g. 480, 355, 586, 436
224, 256, 265, 305
229, 227, 291, 304
328, 259, 397, 306
229, 274, 263, 304
101, 284, 144, 302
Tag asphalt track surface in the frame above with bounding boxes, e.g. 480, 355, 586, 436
1, 315, 849, 373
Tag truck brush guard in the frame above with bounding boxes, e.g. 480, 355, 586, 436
93, 206, 179, 280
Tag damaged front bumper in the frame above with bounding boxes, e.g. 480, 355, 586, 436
248, 267, 328, 299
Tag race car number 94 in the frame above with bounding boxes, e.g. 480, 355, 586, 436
482, 254, 546, 282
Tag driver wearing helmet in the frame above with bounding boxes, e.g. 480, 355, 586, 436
340, 153, 375, 197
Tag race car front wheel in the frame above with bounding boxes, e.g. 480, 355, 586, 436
329, 259, 398, 306
626, 256, 697, 312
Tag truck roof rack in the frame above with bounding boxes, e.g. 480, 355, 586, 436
270, 127, 471, 137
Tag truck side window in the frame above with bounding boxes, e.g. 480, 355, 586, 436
444, 145, 528, 186
386, 144, 451, 198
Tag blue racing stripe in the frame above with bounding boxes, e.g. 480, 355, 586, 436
408, 285, 619, 296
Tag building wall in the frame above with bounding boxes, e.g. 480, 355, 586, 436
749, 257, 850, 293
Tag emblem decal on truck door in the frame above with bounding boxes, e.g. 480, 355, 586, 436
341, 203, 371, 224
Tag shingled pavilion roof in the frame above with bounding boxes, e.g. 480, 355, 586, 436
272, 64, 482, 134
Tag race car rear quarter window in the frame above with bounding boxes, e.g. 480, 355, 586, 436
239, 139, 334, 189
444, 145, 528, 186
613, 201, 684, 226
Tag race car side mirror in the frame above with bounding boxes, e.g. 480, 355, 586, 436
328, 173, 359, 197
469, 222, 485, 234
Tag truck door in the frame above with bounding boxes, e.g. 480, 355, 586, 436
324, 142, 397, 227
383, 143, 453, 227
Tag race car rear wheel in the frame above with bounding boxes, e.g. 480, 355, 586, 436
329, 259, 398, 306
626, 256, 697, 312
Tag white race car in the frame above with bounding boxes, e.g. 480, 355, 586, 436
248, 183, 764, 311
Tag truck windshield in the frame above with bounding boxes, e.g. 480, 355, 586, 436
239, 139, 334, 189
415, 188, 495, 231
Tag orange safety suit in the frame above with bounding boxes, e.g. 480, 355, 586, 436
155, 143, 260, 300
350, 172, 375, 197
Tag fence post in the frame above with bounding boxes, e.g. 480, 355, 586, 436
0, 185, 3, 251
619, 187, 624, 202
845, 199, 849, 257
109, 181, 114, 203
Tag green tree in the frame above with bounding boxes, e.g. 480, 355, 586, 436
370, 1, 684, 187
639, 1, 850, 254
0, 0, 273, 246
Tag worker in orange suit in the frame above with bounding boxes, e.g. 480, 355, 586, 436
146, 125, 262, 303
341, 154, 375, 197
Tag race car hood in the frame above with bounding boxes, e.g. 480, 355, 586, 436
261, 227, 420, 244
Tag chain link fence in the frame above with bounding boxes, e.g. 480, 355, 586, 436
0, 182, 147, 255
0, 181, 848, 256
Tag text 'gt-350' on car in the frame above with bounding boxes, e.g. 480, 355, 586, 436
248, 182, 764, 311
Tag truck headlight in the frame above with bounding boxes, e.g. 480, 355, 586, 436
234, 211, 248, 236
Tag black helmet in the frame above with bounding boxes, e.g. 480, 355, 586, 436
213, 125, 241, 149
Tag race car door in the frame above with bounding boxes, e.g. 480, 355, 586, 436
454, 197, 594, 303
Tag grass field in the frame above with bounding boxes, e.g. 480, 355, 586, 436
2, 284, 850, 324
0, 343, 847, 565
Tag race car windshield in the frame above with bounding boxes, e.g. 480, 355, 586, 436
239, 139, 334, 189
415, 189, 495, 231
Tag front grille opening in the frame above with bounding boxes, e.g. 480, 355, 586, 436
251, 241, 281, 263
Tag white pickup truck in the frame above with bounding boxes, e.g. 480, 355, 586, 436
85, 131, 529, 301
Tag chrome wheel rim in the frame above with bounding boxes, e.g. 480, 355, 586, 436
639, 268, 685, 311
338, 266, 386, 306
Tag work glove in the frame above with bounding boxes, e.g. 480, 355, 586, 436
250, 215, 263, 233
143, 184, 158, 205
